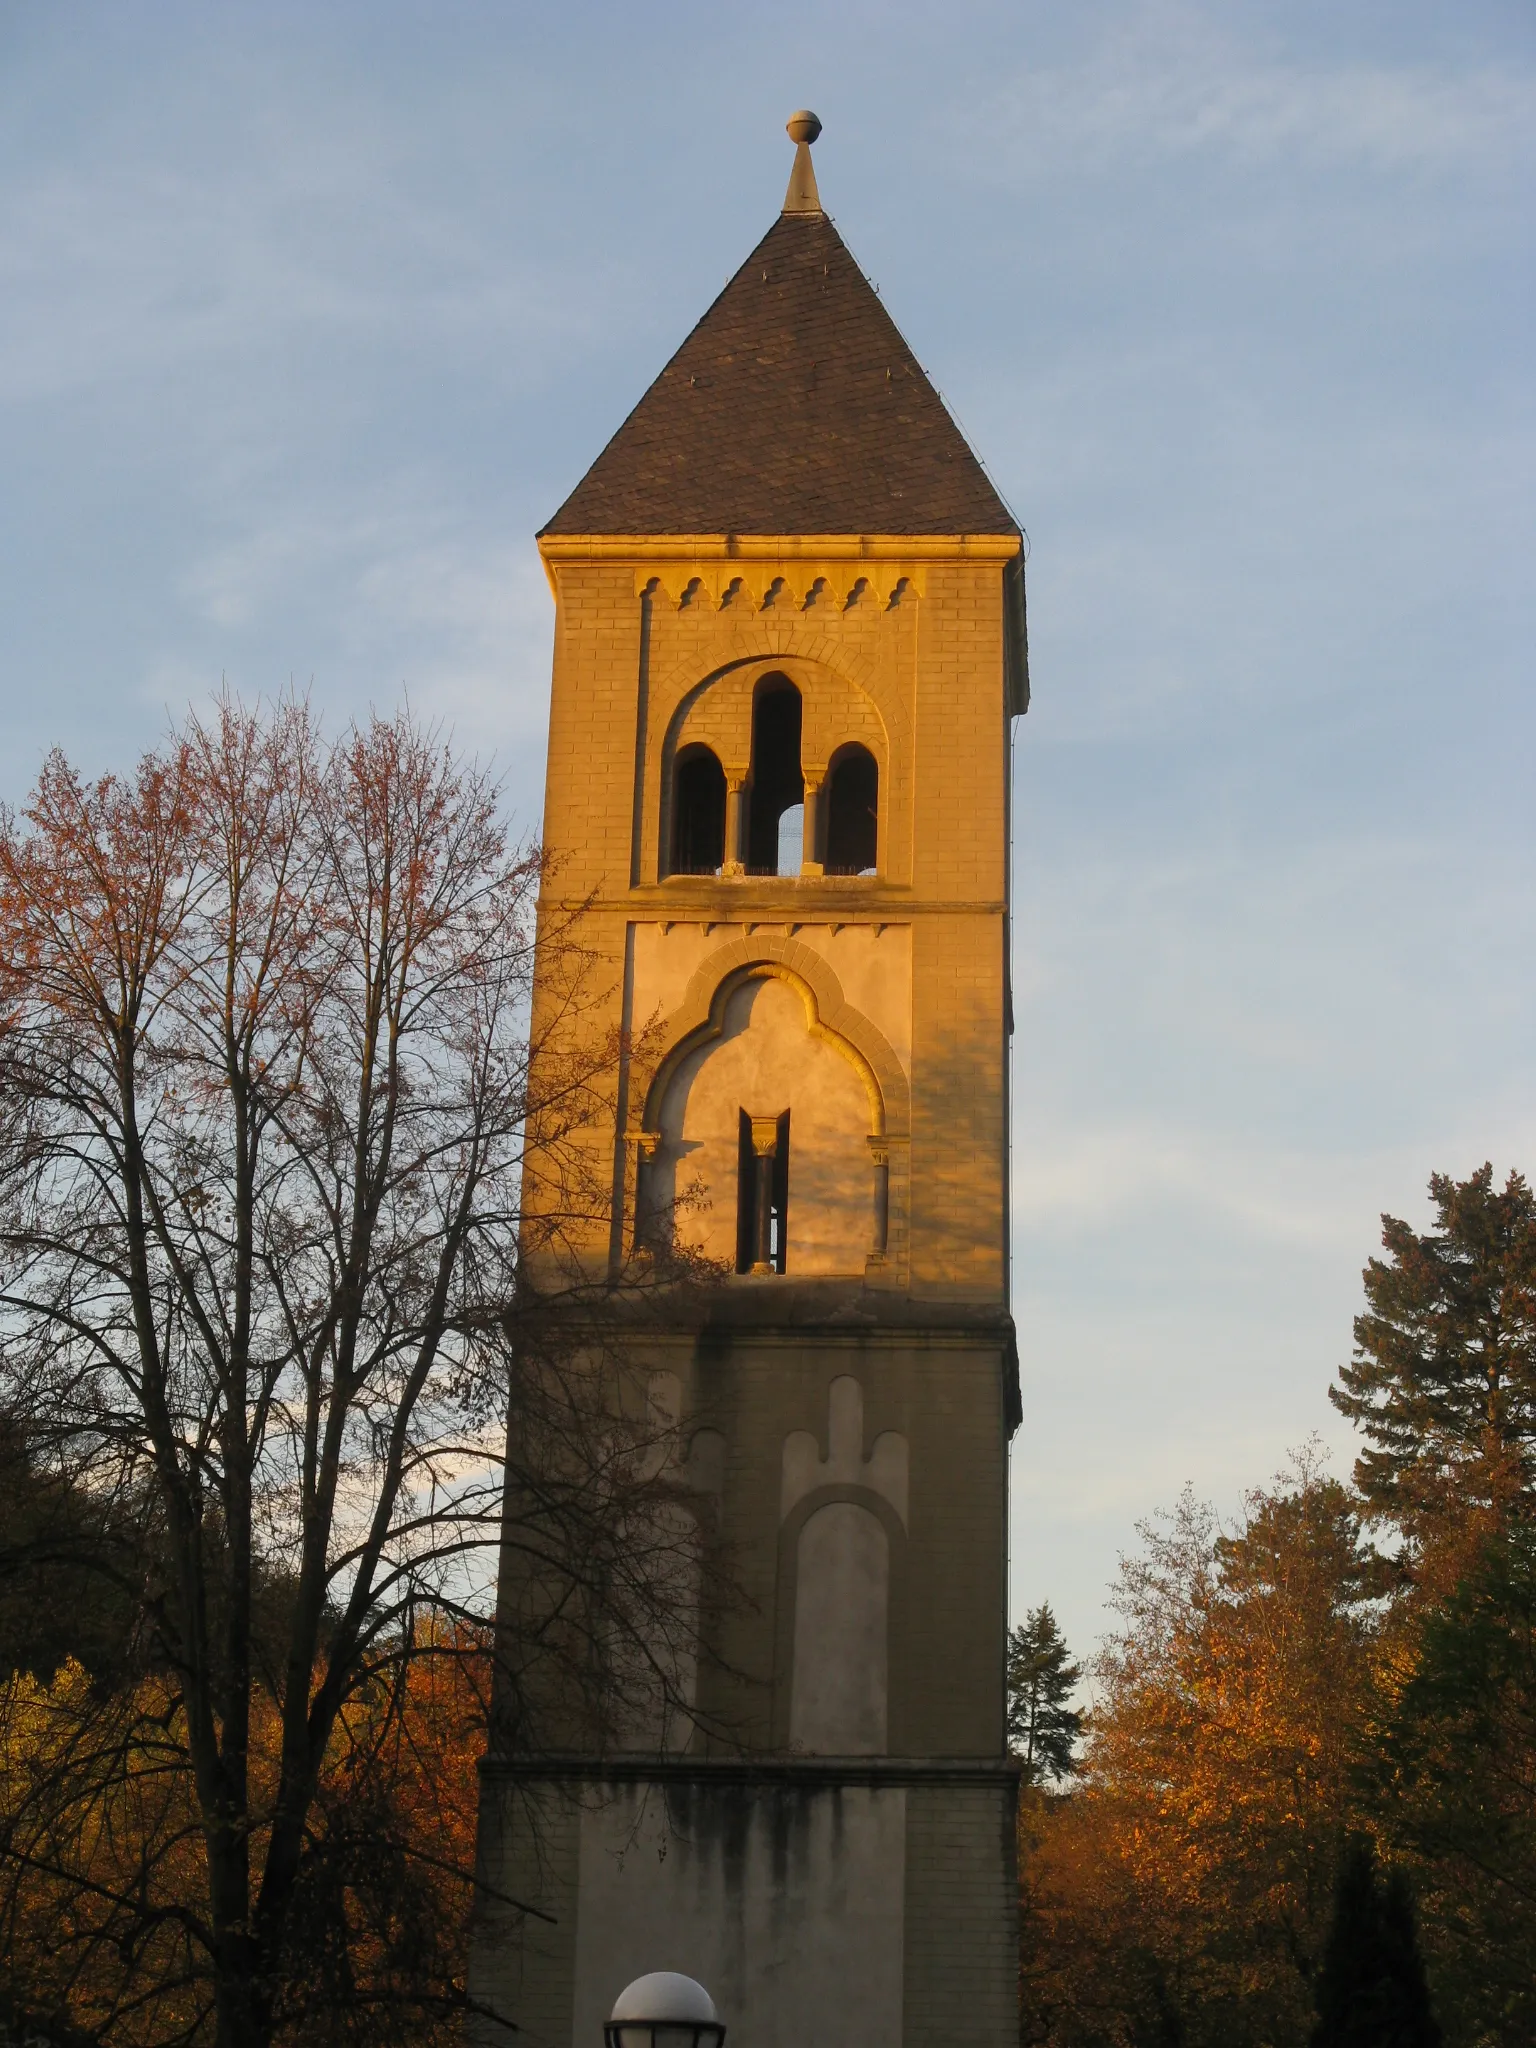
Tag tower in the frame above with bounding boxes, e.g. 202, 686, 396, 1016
471, 113, 1028, 2048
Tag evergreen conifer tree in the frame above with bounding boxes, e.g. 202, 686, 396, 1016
1007, 1603, 1082, 1784
1311, 1837, 1440, 2048
1331, 1165, 1536, 1561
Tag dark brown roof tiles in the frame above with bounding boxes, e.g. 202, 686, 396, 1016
541, 209, 1018, 538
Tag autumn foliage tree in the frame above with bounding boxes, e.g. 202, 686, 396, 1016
0, 700, 702, 2047
1020, 1170, 1536, 2048
1021, 1456, 1386, 2048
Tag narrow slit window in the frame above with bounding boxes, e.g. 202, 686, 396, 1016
824, 746, 878, 875
670, 746, 727, 875
736, 1108, 790, 1273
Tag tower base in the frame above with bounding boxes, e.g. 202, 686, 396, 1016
469, 1757, 1020, 2048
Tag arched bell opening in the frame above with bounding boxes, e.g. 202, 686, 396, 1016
823, 744, 879, 876
746, 677, 803, 875
669, 745, 727, 876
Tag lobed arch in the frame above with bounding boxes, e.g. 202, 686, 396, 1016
633, 941, 910, 1150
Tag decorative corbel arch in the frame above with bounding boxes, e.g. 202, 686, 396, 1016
639, 562, 921, 611
632, 937, 911, 1149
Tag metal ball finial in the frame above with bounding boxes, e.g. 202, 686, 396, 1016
781, 111, 825, 213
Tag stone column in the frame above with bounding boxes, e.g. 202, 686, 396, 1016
800, 767, 825, 875
722, 769, 747, 876
630, 1130, 658, 1255
868, 1136, 891, 1256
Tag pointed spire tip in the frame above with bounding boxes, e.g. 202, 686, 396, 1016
782, 110, 823, 215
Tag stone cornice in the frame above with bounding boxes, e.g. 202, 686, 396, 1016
480, 1752, 1023, 1789
506, 1288, 1015, 1338
537, 532, 1023, 562
539, 891, 1006, 918
536, 531, 1021, 604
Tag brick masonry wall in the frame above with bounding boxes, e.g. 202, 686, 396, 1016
673, 1328, 1010, 1757
529, 553, 1011, 1298
478, 532, 1021, 2042
467, 1778, 580, 2048
904, 1782, 1021, 2048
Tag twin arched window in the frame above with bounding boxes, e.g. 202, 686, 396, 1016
668, 675, 879, 879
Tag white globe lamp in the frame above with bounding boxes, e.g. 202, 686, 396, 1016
604, 1972, 726, 2048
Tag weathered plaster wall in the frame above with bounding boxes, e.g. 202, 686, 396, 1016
789, 1503, 890, 1750
571, 1780, 906, 2048
469, 1768, 1020, 2048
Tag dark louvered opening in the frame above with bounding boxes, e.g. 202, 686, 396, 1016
670, 746, 726, 875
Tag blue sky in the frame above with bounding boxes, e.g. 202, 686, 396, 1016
1, 0, 1531, 1666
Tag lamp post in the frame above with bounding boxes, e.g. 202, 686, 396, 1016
604, 1972, 725, 2048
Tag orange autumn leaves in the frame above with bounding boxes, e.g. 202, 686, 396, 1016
1021, 1171, 1536, 2046
1021, 1458, 1386, 2048
0, 1630, 490, 2046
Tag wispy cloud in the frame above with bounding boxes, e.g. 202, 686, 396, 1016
350, 538, 554, 792
1012, 1119, 1536, 1249
170, 503, 552, 805
0, 122, 623, 407
1011, 809, 1536, 1264
965, 14, 1536, 180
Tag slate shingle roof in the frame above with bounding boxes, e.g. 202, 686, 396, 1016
541, 209, 1018, 539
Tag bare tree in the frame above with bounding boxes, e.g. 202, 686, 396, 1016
0, 699, 709, 2047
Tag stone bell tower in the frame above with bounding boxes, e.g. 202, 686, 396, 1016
471, 112, 1028, 2048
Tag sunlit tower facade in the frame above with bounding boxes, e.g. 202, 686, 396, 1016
472, 113, 1029, 2048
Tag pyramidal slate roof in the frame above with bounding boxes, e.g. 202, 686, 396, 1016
541, 206, 1018, 539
